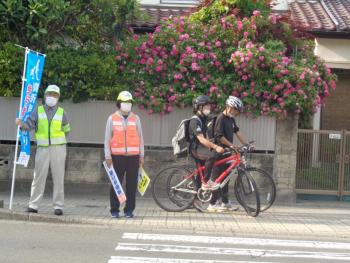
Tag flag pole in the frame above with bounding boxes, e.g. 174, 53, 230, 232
9, 47, 29, 210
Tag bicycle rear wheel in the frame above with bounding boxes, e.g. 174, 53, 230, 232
234, 170, 260, 217
246, 167, 276, 212
152, 166, 196, 212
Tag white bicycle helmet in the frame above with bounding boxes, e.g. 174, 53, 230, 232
226, 96, 243, 112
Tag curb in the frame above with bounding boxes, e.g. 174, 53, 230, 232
2, 208, 350, 240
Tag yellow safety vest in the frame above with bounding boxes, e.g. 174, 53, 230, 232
35, 106, 69, 146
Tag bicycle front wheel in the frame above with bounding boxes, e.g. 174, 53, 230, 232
234, 170, 260, 217
246, 167, 276, 212
152, 166, 196, 212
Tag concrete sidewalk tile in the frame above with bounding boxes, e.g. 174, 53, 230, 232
1, 192, 350, 238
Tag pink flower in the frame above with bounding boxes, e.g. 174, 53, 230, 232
237, 21, 243, 31
259, 56, 265, 62
155, 26, 161, 33
168, 95, 176, 102
185, 46, 192, 54
147, 57, 154, 65
215, 41, 222, 48
246, 42, 254, 49
270, 15, 277, 24
115, 55, 122, 61
253, 10, 260, 16
155, 66, 162, 72
330, 80, 336, 90
259, 46, 265, 52
179, 34, 189, 41
191, 62, 200, 71
243, 32, 249, 38
133, 34, 139, 40
174, 73, 183, 80
167, 106, 173, 112
198, 53, 205, 60
242, 92, 248, 97
210, 85, 217, 93
242, 75, 248, 81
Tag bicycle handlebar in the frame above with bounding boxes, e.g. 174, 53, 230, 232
222, 140, 255, 156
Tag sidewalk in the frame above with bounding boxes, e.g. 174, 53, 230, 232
1, 191, 350, 240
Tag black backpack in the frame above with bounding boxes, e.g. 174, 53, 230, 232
206, 114, 217, 141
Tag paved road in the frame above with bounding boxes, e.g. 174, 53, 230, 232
2, 220, 350, 263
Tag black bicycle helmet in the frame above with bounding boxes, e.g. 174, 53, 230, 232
193, 95, 211, 111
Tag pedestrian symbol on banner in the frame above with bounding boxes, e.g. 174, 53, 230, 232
103, 161, 126, 204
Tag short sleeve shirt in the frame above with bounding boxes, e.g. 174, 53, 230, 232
214, 113, 239, 144
188, 115, 207, 143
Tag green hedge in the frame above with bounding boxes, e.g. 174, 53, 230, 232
0, 43, 123, 102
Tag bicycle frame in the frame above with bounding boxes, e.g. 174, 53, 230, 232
190, 152, 242, 189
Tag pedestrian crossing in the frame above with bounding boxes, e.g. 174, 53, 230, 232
108, 232, 350, 262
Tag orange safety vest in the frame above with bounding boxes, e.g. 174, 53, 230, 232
110, 112, 141, 155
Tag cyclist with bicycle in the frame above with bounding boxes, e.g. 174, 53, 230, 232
188, 95, 224, 191
207, 96, 251, 212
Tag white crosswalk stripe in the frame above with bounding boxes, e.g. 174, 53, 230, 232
108, 257, 264, 263
122, 232, 350, 250
109, 232, 350, 262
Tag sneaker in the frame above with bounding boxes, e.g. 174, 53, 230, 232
201, 180, 220, 191
54, 209, 63, 216
207, 204, 219, 212
26, 207, 38, 213
111, 211, 120, 218
221, 202, 239, 211
125, 211, 134, 218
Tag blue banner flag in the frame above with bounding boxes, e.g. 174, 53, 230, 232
17, 50, 45, 166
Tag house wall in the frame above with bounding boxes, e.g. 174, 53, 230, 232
315, 38, 350, 69
321, 71, 350, 130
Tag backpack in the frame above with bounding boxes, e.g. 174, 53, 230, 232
206, 115, 217, 141
172, 115, 202, 158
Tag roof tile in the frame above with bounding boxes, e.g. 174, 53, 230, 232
290, 0, 350, 32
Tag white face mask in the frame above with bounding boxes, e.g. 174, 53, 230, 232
202, 109, 211, 116
45, 96, 58, 107
120, 102, 132, 113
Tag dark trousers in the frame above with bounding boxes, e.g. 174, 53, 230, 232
110, 155, 139, 214
190, 144, 220, 181
210, 161, 229, 205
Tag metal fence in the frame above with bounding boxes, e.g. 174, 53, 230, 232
296, 129, 350, 198
0, 97, 276, 150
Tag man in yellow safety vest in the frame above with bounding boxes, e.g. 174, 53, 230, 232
16, 85, 70, 216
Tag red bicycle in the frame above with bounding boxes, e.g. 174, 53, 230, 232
152, 142, 265, 217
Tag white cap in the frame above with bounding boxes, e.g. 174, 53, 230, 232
45, 85, 60, 95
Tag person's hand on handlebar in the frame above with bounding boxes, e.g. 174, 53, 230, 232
214, 145, 225, 153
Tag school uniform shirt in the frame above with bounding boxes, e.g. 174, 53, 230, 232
214, 113, 239, 144
188, 114, 208, 144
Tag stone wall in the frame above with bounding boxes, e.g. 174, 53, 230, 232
273, 114, 298, 203
0, 144, 273, 191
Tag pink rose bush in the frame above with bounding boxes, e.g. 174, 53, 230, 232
114, 0, 336, 119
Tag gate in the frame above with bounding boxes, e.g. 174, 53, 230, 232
296, 129, 350, 199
